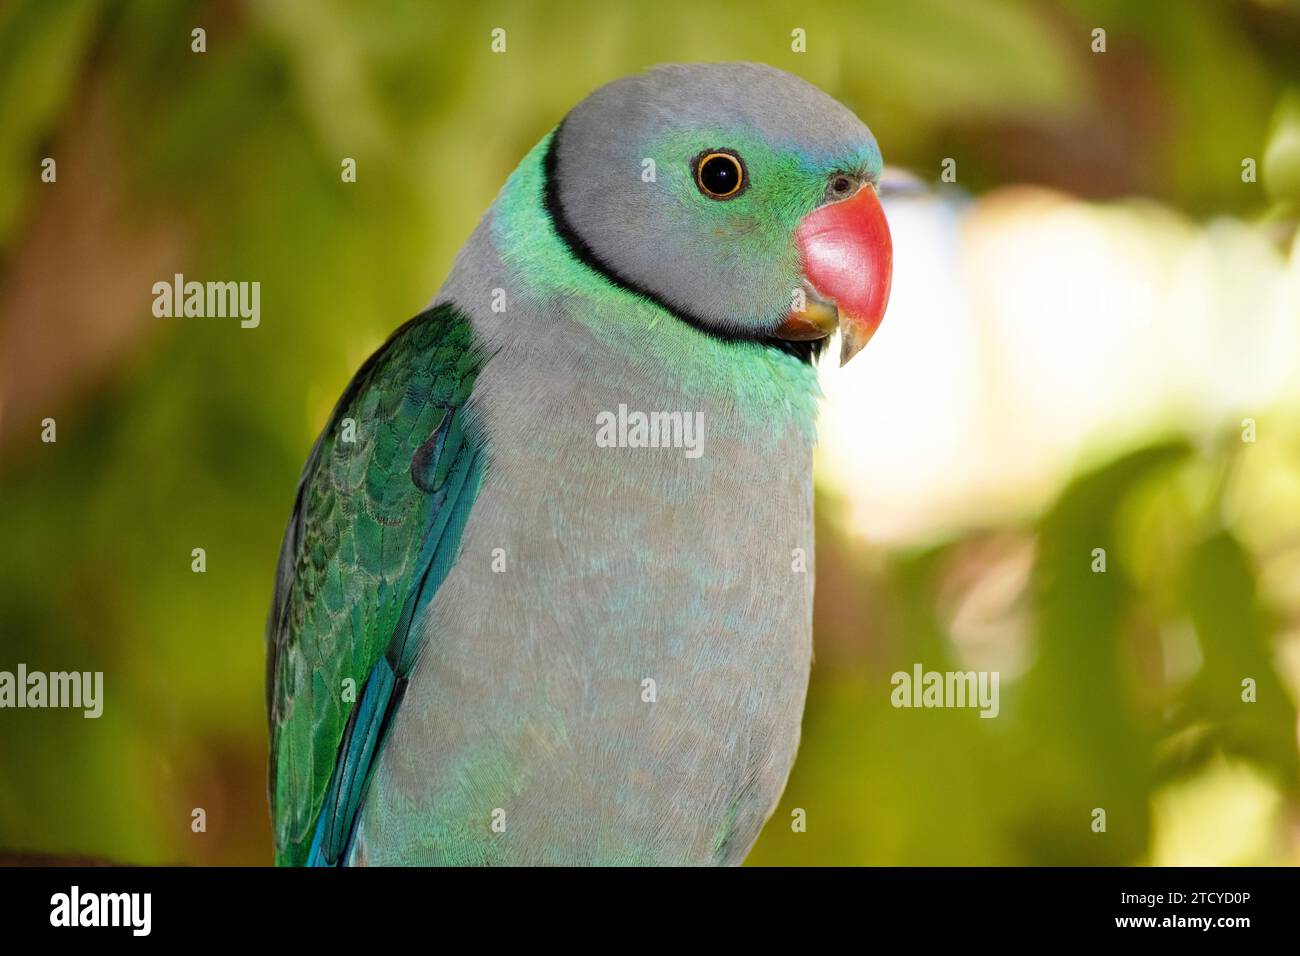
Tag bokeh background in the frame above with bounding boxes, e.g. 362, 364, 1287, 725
2, 0, 1299, 865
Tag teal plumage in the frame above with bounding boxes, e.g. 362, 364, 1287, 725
267, 62, 890, 865
266, 306, 484, 866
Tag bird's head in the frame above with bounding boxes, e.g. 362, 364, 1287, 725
547, 62, 892, 365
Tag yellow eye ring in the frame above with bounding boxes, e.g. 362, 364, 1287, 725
695, 151, 746, 200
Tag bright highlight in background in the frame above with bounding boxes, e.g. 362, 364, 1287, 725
817, 186, 1300, 545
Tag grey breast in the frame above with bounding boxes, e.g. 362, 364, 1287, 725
350, 220, 816, 865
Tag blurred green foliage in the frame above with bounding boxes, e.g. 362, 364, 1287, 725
1, 0, 1298, 864
753, 442, 1299, 864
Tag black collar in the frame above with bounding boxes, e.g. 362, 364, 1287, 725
541, 120, 823, 365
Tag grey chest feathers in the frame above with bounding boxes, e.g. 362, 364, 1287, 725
351, 314, 816, 865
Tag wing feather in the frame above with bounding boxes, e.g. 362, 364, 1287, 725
265, 303, 486, 866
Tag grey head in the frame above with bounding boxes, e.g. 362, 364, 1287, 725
546, 62, 884, 346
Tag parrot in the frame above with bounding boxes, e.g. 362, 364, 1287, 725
265, 62, 892, 866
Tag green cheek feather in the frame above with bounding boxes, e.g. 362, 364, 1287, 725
493, 131, 822, 438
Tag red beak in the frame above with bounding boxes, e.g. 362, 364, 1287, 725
777, 184, 893, 365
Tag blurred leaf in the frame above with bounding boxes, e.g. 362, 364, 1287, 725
1010, 442, 1189, 863
0, 0, 103, 249
1180, 529, 1298, 788
1264, 89, 1300, 205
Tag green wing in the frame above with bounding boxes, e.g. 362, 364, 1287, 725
265, 303, 486, 866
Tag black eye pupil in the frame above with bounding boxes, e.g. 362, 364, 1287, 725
698, 154, 742, 197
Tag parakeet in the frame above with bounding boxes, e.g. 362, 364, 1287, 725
266, 62, 892, 866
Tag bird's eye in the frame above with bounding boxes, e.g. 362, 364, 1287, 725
829, 174, 856, 198
695, 151, 746, 200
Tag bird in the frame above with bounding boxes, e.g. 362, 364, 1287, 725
265, 62, 892, 866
